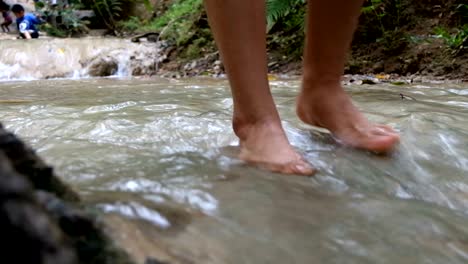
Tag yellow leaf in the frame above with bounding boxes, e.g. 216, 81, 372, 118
268, 74, 277, 81
376, 74, 389, 80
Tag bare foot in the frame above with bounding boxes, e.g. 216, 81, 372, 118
234, 119, 316, 176
297, 83, 400, 153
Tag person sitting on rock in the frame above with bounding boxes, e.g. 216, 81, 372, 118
11, 4, 41, 39
0, 3, 12, 32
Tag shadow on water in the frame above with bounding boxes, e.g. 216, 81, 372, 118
1, 78, 468, 263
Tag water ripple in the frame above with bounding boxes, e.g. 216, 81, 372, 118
1, 78, 468, 263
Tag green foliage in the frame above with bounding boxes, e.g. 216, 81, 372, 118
180, 28, 213, 59
361, 0, 386, 34
434, 4, 468, 53
91, 0, 123, 30
360, 0, 404, 35
152, 0, 202, 29
141, 0, 152, 13
92, 0, 153, 32
435, 25, 468, 51
36, 4, 89, 37
265, 0, 306, 60
266, 0, 305, 32
142, 0, 203, 46
115, 0, 213, 59
185, 42, 202, 59
117, 16, 141, 33
59, 6, 90, 35
39, 23, 68, 37
357, 0, 409, 53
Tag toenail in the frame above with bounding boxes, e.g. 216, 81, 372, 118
295, 164, 312, 173
295, 164, 306, 170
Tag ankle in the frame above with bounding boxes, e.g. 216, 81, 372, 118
300, 76, 344, 99
302, 72, 342, 89
232, 116, 283, 141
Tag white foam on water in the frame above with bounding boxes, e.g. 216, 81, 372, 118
0, 62, 37, 81
0, 38, 161, 82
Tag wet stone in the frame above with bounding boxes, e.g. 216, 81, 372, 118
87, 57, 119, 77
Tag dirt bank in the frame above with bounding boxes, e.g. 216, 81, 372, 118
149, 0, 468, 81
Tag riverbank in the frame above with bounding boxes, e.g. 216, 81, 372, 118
1, 34, 467, 86
1, 0, 467, 81
132, 0, 468, 82
153, 32, 468, 82
153, 40, 468, 85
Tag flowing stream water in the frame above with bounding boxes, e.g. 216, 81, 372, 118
1, 77, 468, 263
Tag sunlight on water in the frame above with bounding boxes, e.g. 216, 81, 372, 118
1, 77, 468, 263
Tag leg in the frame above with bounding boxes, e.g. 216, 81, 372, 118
204, 0, 314, 175
297, 0, 399, 153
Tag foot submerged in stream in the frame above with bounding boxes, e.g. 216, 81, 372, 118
235, 84, 400, 176
297, 83, 400, 154
235, 119, 317, 176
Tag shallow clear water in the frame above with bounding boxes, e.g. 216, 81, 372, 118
1, 78, 468, 263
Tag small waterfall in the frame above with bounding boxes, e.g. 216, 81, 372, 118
115, 51, 132, 78
0, 38, 161, 81
0, 62, 24, 81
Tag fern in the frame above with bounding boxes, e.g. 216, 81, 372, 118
266, 0, 305, 31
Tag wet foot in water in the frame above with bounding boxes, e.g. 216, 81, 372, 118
297, 81, 400, 153
234, 119, 316, 176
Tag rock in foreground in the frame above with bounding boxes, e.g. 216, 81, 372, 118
0, 123, 152, 264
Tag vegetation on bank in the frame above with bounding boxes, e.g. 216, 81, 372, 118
39, 0, 468, 77
120, 0, 468, 76
35, 1, 89, 37
348, 0, 468, 76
